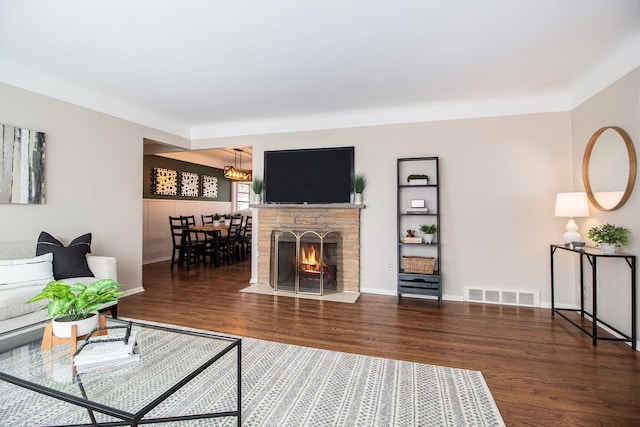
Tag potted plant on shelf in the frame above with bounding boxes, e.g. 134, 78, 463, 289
26, 279, 124, 338
420, 224, 437, 244
352, 173, 367, 204
407, 174, 429, 185
252, 177, 264, 204
587, 223, 630, 255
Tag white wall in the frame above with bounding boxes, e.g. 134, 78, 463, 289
571, 67, 639, 336
0, 83, 189, 291
3, 65, 636, 341
195, 112, 573, 304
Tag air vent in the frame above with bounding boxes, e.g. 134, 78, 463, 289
464, 286, 540, 307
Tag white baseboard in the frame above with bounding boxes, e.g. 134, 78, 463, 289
143, 256, 171, 265
123, 286, 145, 296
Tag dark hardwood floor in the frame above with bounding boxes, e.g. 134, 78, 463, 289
119, 259, 640, 426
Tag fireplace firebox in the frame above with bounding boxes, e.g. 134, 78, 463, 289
271, 230, 341, 295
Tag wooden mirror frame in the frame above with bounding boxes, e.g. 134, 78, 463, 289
582, 126, 637, 211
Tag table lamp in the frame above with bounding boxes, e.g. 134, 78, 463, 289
554, 192, 590, 244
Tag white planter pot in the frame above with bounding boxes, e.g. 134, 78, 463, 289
253, 194, 262, 204
423, 234, 434, 244
601, 243, 616, 255
51, 312, 99, 338
354, 193, 363, 204
213, 220, 220, 226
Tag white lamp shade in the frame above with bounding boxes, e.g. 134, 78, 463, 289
554, 192, 590, 218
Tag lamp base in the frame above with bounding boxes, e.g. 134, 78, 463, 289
562, 218, 581, 243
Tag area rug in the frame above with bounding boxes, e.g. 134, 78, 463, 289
240, 283, 361, 303
0, 319, 504, 426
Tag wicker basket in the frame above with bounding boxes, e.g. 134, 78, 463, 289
402, 256, 436, 274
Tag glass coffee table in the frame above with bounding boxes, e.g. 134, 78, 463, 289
0, 318, 241, 426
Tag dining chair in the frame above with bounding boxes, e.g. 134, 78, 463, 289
169, 216, 206, 270
201, 214, 214, 225
241, 215, 252, 259
219, 216, 244, 264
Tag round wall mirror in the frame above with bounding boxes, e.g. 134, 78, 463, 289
582, 126, 637, 211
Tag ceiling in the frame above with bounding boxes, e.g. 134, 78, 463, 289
1, 0, 639, 142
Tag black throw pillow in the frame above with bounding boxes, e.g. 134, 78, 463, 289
36, 232, 94, 280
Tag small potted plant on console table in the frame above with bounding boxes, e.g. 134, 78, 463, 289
587, 223, 630, 255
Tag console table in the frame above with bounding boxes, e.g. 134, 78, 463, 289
550, 244, 636, 350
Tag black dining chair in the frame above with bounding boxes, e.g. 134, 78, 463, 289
169, 216, 206, 270
241, 215, 252, 259
201, 214, 214, 225
219, 216, 244, 264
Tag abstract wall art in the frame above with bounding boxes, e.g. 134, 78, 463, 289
180, 172, 199, 197
152, 167, 177, 195
0, 123, 46, 204
201, 175, 218, 198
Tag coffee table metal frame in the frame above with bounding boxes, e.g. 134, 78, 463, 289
0, 319, 242, 426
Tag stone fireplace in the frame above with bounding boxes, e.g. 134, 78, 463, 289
256, 205, 362, 293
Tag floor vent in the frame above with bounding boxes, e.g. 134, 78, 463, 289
464, 286, 540, 307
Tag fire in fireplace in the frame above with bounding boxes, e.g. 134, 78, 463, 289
271, 230, 340, 295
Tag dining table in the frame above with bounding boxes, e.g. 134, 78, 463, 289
190, 224, 228, 267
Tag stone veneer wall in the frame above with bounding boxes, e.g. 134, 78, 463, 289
256, 205, 362, 292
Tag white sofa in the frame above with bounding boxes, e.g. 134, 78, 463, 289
0, 239, 118, 336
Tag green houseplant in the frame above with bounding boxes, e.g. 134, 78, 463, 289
419, 224, 437, 243
420, 224, 437, 234
252, 177, 264, 204
352, 173, 367, 204
587, 223, 630, 254
26, 279, 124, 337
407, 174, 429, 184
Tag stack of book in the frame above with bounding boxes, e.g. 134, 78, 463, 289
74, 330, 140, 374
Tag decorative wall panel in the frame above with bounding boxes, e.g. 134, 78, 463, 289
180, 172, 199, 197
0, 124, 46, 204
201, 175, 218, 198
152, 168, 177, 195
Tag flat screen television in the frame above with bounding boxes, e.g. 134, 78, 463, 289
263, 146, 354, 204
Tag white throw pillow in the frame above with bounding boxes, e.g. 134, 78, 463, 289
0, 253, 54, 288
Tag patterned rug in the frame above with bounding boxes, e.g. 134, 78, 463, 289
0, 320, 504, 426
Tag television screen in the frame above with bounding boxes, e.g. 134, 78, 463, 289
264, 147, 354, 204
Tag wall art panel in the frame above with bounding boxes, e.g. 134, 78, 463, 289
0, 124, 46, 204
152, 167, 177, 195
180, 172, 199, 197
201, 175, 218, 198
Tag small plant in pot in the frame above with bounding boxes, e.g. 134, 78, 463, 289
407, 174, 429, 185
26, 279, 124, 338
213, 213, 221, 226
252, 177, 264, 204
352, 173, 367, 204
587, 223, 630, 255
419, 224, 437, 244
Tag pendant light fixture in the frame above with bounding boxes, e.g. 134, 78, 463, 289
224, 148, 252, 181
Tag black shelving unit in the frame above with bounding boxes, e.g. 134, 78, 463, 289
397, 157, 442, 307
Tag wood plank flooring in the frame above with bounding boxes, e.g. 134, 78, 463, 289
119, 260, 640, 426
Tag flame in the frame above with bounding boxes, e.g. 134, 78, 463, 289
300, 244, 321, 273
